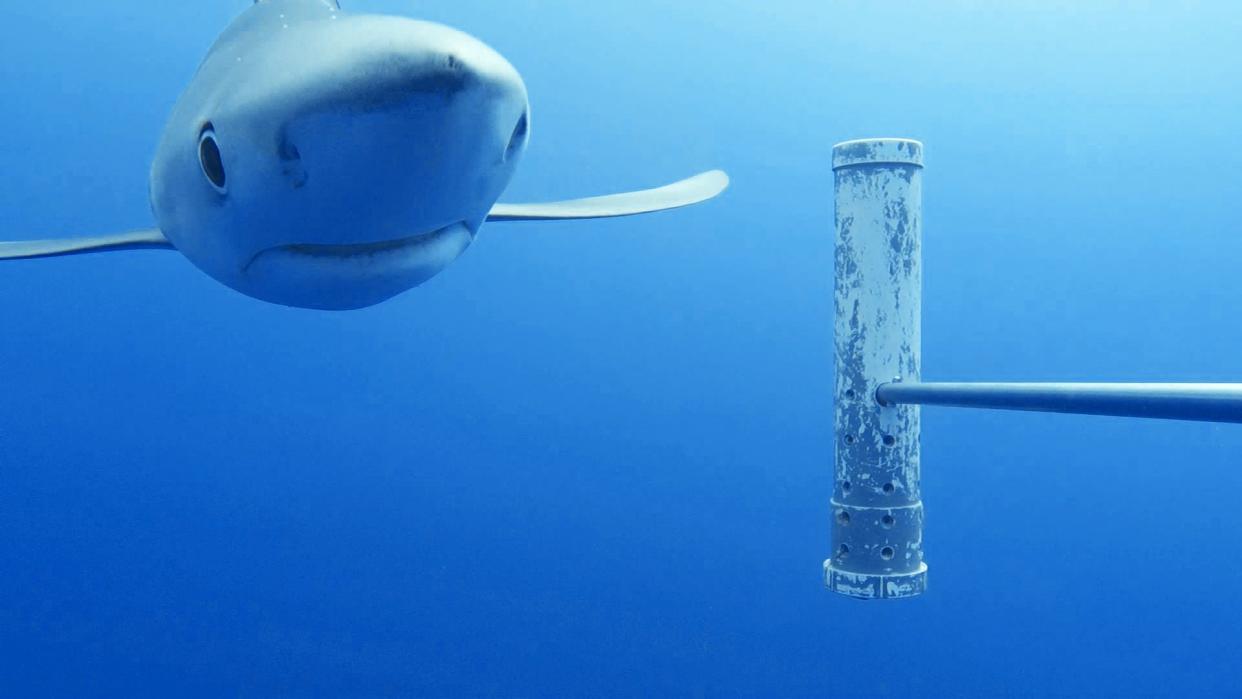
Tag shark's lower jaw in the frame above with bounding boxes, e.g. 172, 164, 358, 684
241, 222, 473, 310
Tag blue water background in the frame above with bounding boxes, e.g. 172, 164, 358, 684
2, 1, 1241, 696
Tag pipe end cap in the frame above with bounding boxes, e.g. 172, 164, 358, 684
833, 138, 924, 170
824, 560, 928, 600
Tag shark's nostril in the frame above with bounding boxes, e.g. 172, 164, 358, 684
505, 110, 528, 162
278, 136, 308, 189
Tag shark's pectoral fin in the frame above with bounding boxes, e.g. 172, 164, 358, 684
0, 229, 173, 260
486, 170, 729, 223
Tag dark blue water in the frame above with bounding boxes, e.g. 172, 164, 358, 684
3, 1, 1241, 696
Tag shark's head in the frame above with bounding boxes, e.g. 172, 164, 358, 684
150, 0, 529, 309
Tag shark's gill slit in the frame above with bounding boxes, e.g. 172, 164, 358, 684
198, 123, 227, 194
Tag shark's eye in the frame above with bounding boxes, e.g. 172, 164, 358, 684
198, 125, 227, 194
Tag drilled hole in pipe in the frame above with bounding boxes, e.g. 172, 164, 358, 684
837, 544, 850, 559
845, 389, 857, 400
882, 434, 896, 447
836, 510, 850, 526
882, 482, 895, 495
842, 481, 852, 494
844, 435, 855, 445
880, 546, 895, 560
881, 514, 895, 529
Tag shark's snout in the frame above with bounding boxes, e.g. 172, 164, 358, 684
267, 29, 527, 235
326, 24, 524, 114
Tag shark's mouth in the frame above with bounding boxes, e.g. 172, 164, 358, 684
241, 221, 474, 310
245, 222, 468, 270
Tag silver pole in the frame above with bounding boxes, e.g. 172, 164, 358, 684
877, 382, 1242, 423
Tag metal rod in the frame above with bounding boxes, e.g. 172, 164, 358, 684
876, 382, 1242, 424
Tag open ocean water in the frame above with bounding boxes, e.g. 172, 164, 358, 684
2, 1, 1241, 696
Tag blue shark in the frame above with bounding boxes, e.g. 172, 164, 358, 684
0, 0, 728, 309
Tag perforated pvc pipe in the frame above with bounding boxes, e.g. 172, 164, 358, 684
824, 138, 927, 600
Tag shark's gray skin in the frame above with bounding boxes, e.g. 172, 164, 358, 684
0, 0, 728, 310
